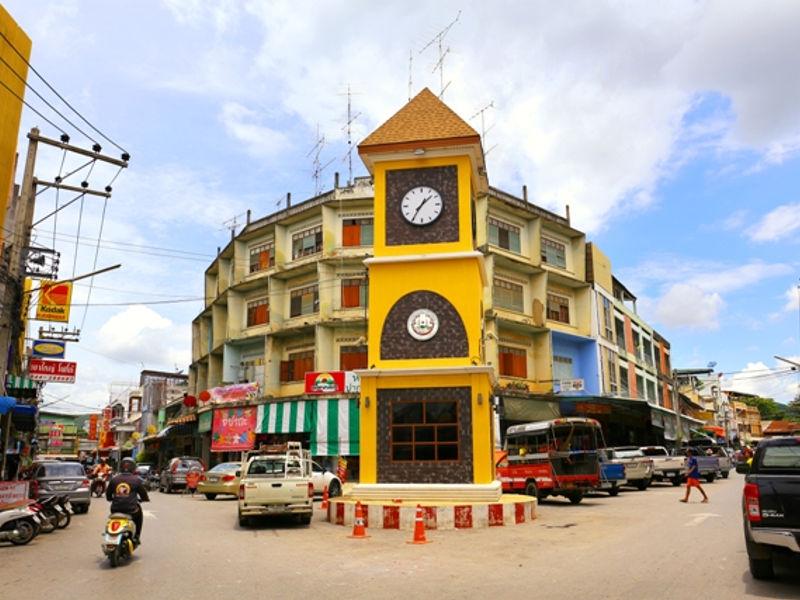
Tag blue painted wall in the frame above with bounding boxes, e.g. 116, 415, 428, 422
551, 331, 600, 395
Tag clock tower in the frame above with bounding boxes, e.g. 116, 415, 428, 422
354, 88, 499, 500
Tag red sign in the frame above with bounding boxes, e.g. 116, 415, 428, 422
0, 481, 29, 510
88, 414, 98, 441
211, 407, 256, 452
28, 359, 77, 383
207, 382, 259, 403
49, 424, 64, 447
305, 371, 345, 394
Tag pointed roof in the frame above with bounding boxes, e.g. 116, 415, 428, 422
359, 88, 480, 153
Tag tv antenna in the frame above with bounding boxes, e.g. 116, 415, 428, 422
470, 101, 497, 156
340, 85, 361, 186
408, 50, 413, 100
419, 10, 461, 99
308, 124, 334, 196
220, 212, 246, 237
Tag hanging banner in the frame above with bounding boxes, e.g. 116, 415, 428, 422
304, 371, 361, 394
211, 407, 256, 452
206, 382, 260, 404
28, 359, 77, 383
35, 280, 73, 322
88, 414, 98, 440
48, 424, 64, 447
32, 339, 66, 359
0, 481, 29, 510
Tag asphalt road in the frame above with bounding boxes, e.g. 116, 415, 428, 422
2, 474, 799, 599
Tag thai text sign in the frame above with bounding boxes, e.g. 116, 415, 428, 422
88, 414, 98, 440
32, 339, 66, 359
49, 424, 64, 447
0, 481, 29, 510
208, 382, 260, 403
35, 280, 73, 322
211, 407, 256, 452
304, 371, 361, 394
28, 359, 77, 383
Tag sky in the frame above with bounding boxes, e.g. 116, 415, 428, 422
3, 0, 799, 412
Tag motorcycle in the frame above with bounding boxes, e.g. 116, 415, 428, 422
101, 512, 137, 567
0, 504, 41, 545
90, 473, 109, 498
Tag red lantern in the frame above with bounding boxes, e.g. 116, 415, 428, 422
199, 390, 211, 402
183, 395, 197, 407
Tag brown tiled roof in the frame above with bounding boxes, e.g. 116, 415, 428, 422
359, 88, 480, 151
763, 420, 800, 433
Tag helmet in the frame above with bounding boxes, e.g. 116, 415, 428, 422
120, 457, 137, 473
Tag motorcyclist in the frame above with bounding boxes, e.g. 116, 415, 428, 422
106, 457, 149, 545
92, 458, 112, 478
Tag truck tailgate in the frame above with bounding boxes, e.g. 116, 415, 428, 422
757, 477, 800, 528
243, 477, 309, 505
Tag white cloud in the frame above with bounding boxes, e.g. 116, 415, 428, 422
785, 285, 800, 312
724, 360, 800, 404
219, 102, 291, 159
654, 283, 723, 330
746, 203, 800, 242
721, 209, 749, 231
96, 305, 190, 369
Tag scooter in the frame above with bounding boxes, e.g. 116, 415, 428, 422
101, 512, 137, 567
91, 473, 109, 498
0, 504, 41, 545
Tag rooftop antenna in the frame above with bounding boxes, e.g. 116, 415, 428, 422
408, 49, 413, 101
470, 100, 497, 156
419, 10, 461, 99
340, 85, 361, 186
220, 212, 246, 236
307, 124, 334, 196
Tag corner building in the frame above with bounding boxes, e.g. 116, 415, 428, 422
189, 89, 678, 478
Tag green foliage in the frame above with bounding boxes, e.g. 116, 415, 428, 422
741, 396, 788, 420
787, 396, 800, 420
135, 450, 156, 464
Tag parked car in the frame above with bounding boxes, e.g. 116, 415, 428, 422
608, 447, 653, 490
311, 461, 342, 497
135, 464, 155, 491
640, 446, 684, 486
198, 462, 242, 500
598, 449, 626, 496
159, 457, 204, 493
27, 460, 91, 513
709, 446, 733, 478
738, 436, 800, 580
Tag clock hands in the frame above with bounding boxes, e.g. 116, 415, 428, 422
412, 194, 433, 220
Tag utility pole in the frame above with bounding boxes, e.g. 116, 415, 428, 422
671, 367, 713, 451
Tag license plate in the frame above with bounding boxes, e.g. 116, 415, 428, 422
208, 477, 219, 482
104, 533, 121, 544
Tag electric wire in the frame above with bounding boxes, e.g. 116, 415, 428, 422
80, 195, 109, 329
0, 30, 129, 155
0, 77, 67, 136
71, 194, 85, 278
32, 227, 214, 258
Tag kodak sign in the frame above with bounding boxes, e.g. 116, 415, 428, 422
36, 280, 72, 322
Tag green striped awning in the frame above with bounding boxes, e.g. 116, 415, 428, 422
6, 374, 39, 399
256, 398, 359, 456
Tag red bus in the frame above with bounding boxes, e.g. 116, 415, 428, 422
496, 417, 601, 504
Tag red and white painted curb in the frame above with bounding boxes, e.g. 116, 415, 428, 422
327, 499, 536, 530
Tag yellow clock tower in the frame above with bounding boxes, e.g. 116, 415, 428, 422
354, 89, 499, 501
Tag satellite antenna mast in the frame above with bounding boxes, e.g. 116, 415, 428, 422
408, 49, 413, 101
340, 84, 361, 186
470, 101, 498, 156
308, 124, 334, 196
419, 10, 461, 99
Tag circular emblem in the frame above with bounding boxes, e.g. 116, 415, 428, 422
407, 308, 439, 341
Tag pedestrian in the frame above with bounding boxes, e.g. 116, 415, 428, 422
185, 467, 201, 497
680, 448, 708, 504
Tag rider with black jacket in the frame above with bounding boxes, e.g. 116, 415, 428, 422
106, 457, 149, 544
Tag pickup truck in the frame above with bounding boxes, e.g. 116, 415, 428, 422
237, 442, 314, 527
640, 446, 684, 486
678, 448, 720, 483
709, 446, 733, 479
739, 436, 800, 580
608, 447, 654, 491
598, 450, 626, 496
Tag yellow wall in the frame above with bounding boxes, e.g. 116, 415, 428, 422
358, 372, 495, 484
589, 243, 613, 294
0, 6, 30, 243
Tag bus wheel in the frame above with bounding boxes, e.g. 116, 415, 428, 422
567, 492, 583, 505
525, 481, 538, 500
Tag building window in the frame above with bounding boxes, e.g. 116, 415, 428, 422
642, 338, 653, 367
341, 278, 368, 308
290, 284, 319, 317
546, 293, 570, 324
292, 225, 322, 259
340, 345, 367, 371
249, 241, 275, 273
342, 218, 373, 247
553, 355, 573, 381
615, 318, 626, 352
390, 399, 459, 462
493, 278, 524, 313
619, 365, 629, 396
246, 298, 269, 327
607, 352, 617, 392
280, 350, 314, 383
541, 236, 567, 268
498, 346, 527, 378
488, 217, 521, 253
646, 379, 657, 402
655, 345, 662, 373
632, 329, 642, 359
602, 297, 613, 340
635, 373, 645, 400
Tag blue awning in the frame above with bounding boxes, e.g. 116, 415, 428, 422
12, 404, 36, 416
0, 396, 16, 415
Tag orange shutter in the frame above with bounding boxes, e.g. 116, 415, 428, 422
342, 223, 360, 247
342, 283, 360, 307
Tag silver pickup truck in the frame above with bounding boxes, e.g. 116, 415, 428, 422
237, 442, 314, 527
640, 446, 685, 486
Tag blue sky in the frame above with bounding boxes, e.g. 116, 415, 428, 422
4, 1, 799, 409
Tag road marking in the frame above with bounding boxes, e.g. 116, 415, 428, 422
143, 509, 157, 519
684, 512, 720, 527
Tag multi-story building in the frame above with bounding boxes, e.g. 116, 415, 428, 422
727, 391, 764, 444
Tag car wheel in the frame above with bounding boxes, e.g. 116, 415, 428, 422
705, 473, 716, 483
721, 471, 729, 479
238, 512, 249, 528
524, 481, 538, 500
671, 477, 682, 487
608, 485, 620, 497
635, 479, 648, 491
328, 481, 342, 498
749, 557, 774, 580
567, 492, 583, 505
297, 513, 312, 525
204, 493, 217, 500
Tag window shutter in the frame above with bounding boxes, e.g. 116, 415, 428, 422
280, 360, 290, 382
343, 223, 360, 247
342, 282, 360, 307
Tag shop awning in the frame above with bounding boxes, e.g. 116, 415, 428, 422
156, 425, 174, 438
0, 396, 16, 415
257, 398, 359, 456
5, 374, 38, 398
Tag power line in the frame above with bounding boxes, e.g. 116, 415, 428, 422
67, 297, 204, 307
0, 29, 129, 155
0, 76, 68, 136
32, 227, 214, 258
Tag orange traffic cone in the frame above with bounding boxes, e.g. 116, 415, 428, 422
348, 501, 369, 539
321, 484, 329, 510
407, 504, 431, 544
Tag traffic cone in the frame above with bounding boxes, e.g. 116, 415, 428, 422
407, 504, 431, 544
321, 484, 329, 510
348, 501, 369, 539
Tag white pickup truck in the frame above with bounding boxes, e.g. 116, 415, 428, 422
640, 446, 685, 486
237, 442, 314, 527
608, 447, 654, 491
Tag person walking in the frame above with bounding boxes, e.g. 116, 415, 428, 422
185, 467, 201, 497
680, 448, 708, 503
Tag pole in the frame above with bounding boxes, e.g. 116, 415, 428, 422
671, 370, 682, 451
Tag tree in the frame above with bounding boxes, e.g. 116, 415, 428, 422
741, 396, 788, 421
787, 395, 800, 421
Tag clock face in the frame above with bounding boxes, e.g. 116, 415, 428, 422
407, 308, 439, 341
400, 186, 443, 226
